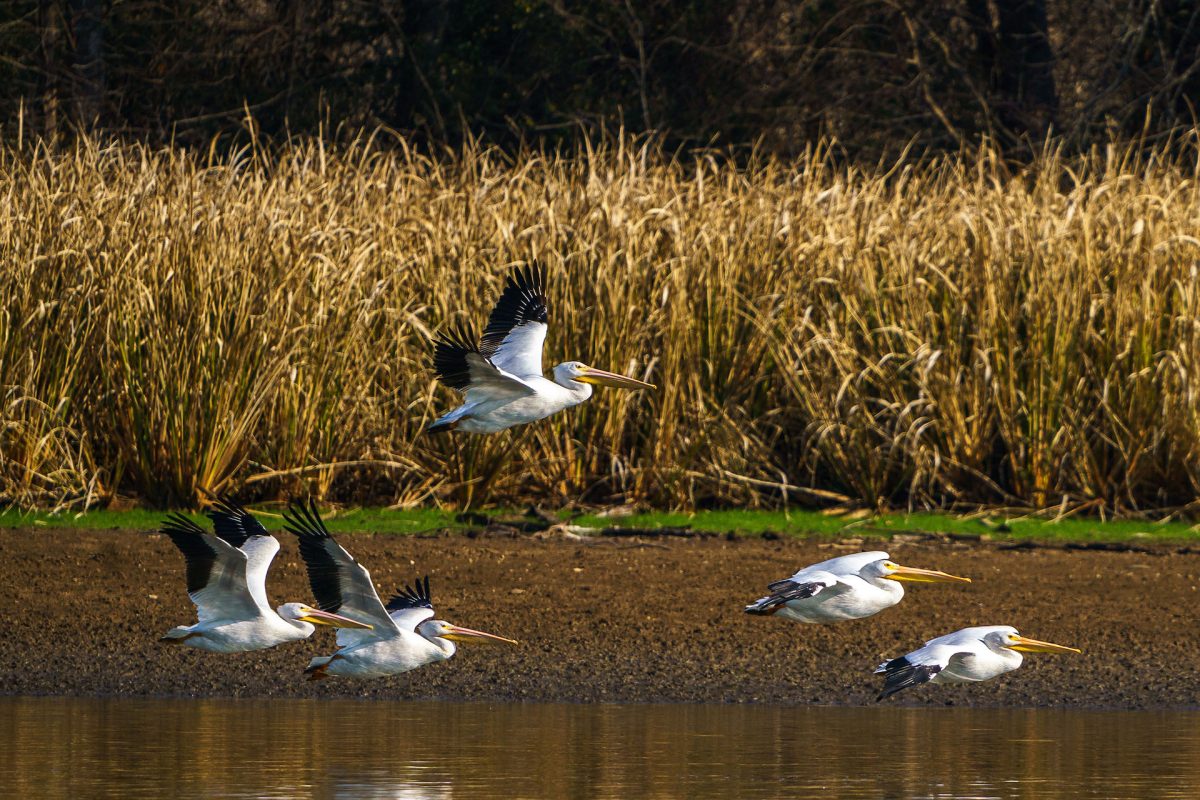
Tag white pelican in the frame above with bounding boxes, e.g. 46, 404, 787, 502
743, 551, 971, 623
426, 264, 654, 433
876, 625, 1081, 700
156, 498, 370, 652
283, 500, 517, 679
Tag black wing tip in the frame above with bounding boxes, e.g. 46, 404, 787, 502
753, 580, 821, 609
281, 497, 333, 540
432, 322, 484, 390
508, 262, 545, 294
880, 655, 911, 675
160, 512, 207, 537
204, 494, 270, 545
876, 658, 940, 702
434, 321, 481, 354
285, 499, 346, 615
479, 264, 549, 354
385, 575, 434, 612
205, 494, 244, 519
744, 581, 791, 614
157, 513, 221, 593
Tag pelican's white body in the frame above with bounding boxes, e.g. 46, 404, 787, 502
164, 614, 316, 653
761, 551, 906, 623
430, 269, 651, 434
162, 535, 321, 653
310, 608, 456, 678
879, 626, 1026, 684
441, 372, 592, 434
771, 573, 904, 623
286, 514, 510, 681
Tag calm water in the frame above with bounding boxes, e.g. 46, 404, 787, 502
1, 697, 1197, 799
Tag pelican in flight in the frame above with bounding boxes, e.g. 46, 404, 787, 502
876, 625, 1081, 700
744, 551, 970, 623
426, 264, 654, 433
156, 498, 370, 652
283, 500, 517, 679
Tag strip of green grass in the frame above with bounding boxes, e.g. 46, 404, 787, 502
2, 506, 1196, 542
0, 507, 464, 535
570, 509, 1200, 542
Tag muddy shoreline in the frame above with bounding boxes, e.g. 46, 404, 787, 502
2, 528, 1195, 710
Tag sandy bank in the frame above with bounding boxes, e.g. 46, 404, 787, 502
2, 528, 1194, 709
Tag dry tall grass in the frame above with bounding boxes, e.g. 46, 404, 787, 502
2, 132, 1199, 513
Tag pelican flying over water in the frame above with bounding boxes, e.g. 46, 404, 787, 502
744, 551, 971, 623
156, 498, 370, 652
876, 625, 1081, 700
283, 500, 517, 680
427, 264, 654, 434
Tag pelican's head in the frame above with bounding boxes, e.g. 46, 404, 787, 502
866, 559, 972, 585
554, 361, 655, 391
278, 603, 373, 630
989, 626, 1081, 655
417, 619, 519, 646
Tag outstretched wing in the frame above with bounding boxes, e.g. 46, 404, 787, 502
206, 497, 279, 614
744, 569, 848, 614
875, 655, 946, 700
875, 643, 973, 700
384, 575, 437, 632
205, 496, 270, 547
794, 551, 890, 578
479, 264, 548, 379
433, 323, 537, 402
283, 500, 399, 646
158, 514, 261, 623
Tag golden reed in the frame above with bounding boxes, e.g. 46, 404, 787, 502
2, 133, 1199, 514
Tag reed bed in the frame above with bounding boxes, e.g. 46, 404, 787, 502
2, 132, 1199, 513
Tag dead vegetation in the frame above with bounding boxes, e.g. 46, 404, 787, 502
2, 133, 1199, 513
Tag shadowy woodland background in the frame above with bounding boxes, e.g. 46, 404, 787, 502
4, 2, 1200, 515
3, 1, 1200, 154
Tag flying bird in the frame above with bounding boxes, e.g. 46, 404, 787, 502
427, 264, 654, 434
283, 500, 517, 680
744, 551, 971, 623
875, 625, 1081, 700
156, 498, 370, 652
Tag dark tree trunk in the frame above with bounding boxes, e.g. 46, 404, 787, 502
968, 0, 1058, 141
994, 0, 1058, 136
397, 0, 450, 137
37, 0, 62, 138
69, 0, 104, 128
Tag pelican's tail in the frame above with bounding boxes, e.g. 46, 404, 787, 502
305, 655, 337, 681
745, 578, 825, 615
424, 401, 481, 435
159, 626, 196, 644
424, 418, 459, 435
743, 595, 785, 615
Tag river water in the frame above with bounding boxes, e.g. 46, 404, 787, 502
1, 697, 1196, 799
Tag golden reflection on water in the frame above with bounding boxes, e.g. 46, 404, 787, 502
1, 698, 1198, 799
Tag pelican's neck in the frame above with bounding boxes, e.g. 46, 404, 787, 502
992, 643, 1025, 666
424, 635, 457, 659
552, 375, 594, 403
276, 606, 315, 635
869, 576, 905, 601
